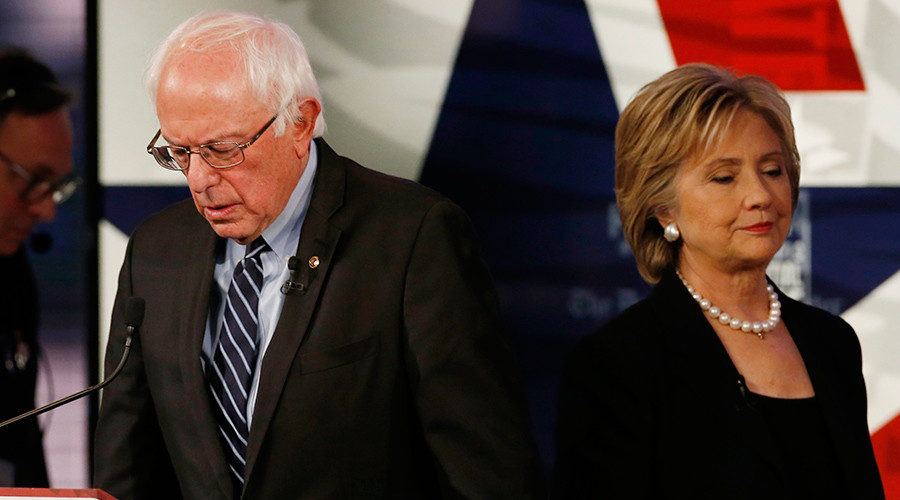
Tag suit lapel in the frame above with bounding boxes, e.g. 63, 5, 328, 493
652, 273, 789, 479
244, 139, 345, 477
177, 221, 235, 495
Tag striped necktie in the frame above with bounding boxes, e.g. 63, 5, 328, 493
209, 237, 268, 488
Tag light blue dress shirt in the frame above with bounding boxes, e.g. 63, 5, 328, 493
202, 140, 318, 426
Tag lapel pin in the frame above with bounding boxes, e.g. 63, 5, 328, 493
308, 256, 320, 269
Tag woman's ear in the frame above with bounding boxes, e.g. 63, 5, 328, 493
654, 208, 673, 231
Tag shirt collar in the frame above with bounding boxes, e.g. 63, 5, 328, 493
225, 140, 318, 265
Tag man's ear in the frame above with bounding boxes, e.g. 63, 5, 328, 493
291, 97, 322, 158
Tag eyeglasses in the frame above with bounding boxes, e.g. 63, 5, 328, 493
146, 114, 279, 171
0, 149, 80, 204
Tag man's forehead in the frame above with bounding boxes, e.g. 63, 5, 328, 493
164, 46, 244, 81
0, 108, 71, 137
158, 52, 255, 110
0, 110, 74, 177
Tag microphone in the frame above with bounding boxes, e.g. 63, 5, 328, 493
0, 296, 146, 429
735, 374, 755, 411
281, 256, 306, 294
29, 231, 53, 254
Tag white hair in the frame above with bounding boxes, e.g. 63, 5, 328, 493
145, 10, 326, 137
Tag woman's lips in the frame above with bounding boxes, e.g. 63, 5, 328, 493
742, 222, 773, 232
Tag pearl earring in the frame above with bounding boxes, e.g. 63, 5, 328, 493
663, 222, 680, 242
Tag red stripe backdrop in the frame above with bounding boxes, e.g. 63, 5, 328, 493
657, 0, 864, 91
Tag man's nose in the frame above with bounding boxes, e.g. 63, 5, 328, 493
27, 194, 56, 222
183, 153, 220, 192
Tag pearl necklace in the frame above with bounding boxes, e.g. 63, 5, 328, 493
676, 271, 781, 340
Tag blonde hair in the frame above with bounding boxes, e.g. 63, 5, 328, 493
615, 63, 800, 283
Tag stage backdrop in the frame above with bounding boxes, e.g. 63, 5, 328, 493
99, 0, 900, 493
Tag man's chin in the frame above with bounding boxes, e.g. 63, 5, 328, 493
209, 221, 255, 245
0, 238, 24, 256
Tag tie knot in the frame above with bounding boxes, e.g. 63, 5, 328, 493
245, 237, 269, 260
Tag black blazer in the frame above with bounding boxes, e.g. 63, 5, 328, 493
94, 139, 544, 499
552, 271, 884, 499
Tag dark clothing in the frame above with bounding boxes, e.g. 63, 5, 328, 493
553, 271, 884, 499
94, 139, 544, 499
751, 392, 848, 498
0, 247, 48, 486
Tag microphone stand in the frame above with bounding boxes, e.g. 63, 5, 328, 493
0, 297, 144, 430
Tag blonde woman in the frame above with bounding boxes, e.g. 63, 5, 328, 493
552, 64, 884, 499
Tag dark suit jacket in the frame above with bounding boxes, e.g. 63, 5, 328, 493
0, 247, 48, 487
94, 140, 544, 499
552, 271, 884, 499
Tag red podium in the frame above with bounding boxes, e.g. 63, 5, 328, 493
0, 489, 116, 499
